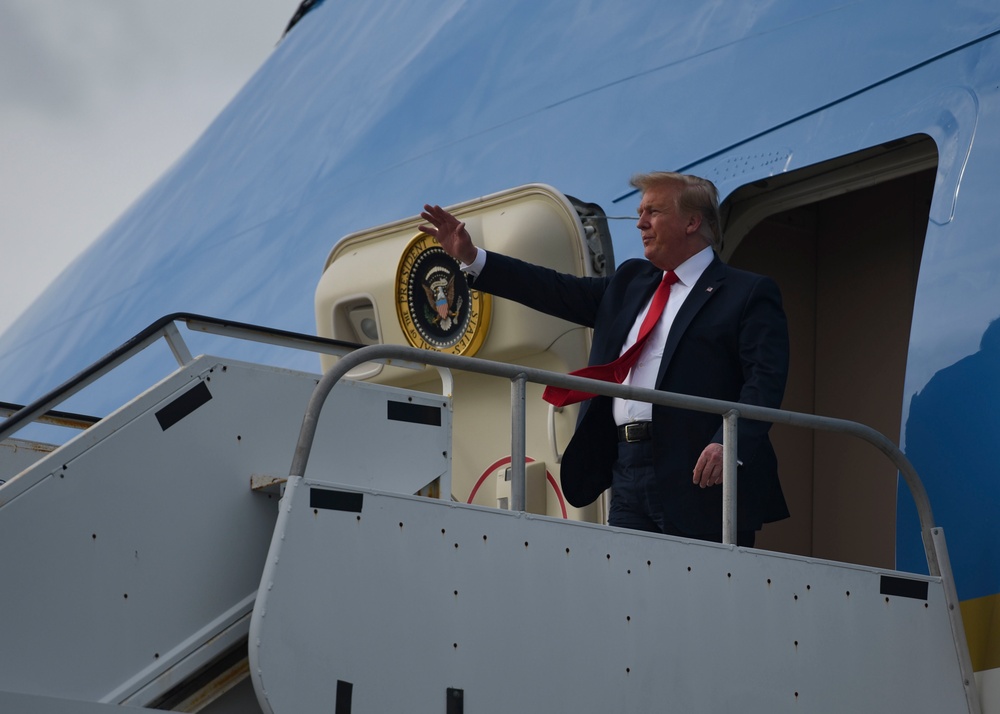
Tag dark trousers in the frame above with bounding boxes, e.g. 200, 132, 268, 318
608, 439, 755, 547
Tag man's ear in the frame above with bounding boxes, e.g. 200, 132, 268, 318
685, 212, 703, 236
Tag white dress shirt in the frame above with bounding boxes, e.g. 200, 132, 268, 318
461, 248, 488, 275
612, 246, 714, 425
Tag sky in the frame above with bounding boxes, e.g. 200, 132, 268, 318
0, 0, 303, 337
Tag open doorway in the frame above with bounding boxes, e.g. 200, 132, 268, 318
721, 135, 936, 567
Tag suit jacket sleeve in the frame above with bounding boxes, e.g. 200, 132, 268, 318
470, 251, 611, 327
711, 273, 789, 466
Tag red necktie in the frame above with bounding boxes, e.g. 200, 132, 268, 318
543, 271, 679, 407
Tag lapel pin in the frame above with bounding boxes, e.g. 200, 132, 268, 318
706, 287, 714, 292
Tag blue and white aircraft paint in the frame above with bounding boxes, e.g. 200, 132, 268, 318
2, 1, 999, 709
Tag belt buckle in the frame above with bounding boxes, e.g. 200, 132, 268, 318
623, 422, 644, 443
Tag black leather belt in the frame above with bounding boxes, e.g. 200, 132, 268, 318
618, 421, 652, 443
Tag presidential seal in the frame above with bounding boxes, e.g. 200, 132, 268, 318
396, 233, 491, 355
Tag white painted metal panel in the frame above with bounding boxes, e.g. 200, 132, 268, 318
305, 377, 452, 498
252, 477, 970, 713
0, 437, 55, 483
0, 356, 451, 707
0, 358, 285, 705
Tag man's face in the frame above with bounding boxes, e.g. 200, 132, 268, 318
636, 184, 702, 271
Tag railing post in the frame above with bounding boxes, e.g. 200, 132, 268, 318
163, 322, 194, 365
722, 409, 739, 545
510, 373, 527, 512
931, 528, 982, 714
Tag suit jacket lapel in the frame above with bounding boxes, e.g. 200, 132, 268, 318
656, 257, 725, 384
593, 266, 662, 364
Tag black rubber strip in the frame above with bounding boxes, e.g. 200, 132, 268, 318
336, 680, 353, 713
446, 688, 463, 714
155, 381, 212, 431
880, 575, 929, 600
310, 488, 364, 513
387, 400, 441, 427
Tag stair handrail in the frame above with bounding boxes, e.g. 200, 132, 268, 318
293, 343, 939, 571
1, 314, 940, 575
0, 313, 368, 444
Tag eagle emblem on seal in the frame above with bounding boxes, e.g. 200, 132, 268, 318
421, 266, 464, 332
396, 232, 492, 355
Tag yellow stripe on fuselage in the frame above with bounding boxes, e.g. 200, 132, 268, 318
963, 593, 1000, 671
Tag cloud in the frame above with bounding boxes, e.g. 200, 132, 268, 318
0, 0, 301, 337
0, 2, 167, 117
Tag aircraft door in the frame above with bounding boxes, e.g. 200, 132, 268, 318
721, 136, 936, 567
315, 184, 612, 523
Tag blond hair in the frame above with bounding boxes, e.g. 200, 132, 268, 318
630, 171, 722, 250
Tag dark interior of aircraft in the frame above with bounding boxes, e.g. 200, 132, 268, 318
725, 135, 936, 567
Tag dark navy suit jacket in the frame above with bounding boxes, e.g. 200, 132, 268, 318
473, 251, 790, 535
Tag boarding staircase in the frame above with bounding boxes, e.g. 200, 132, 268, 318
0, 315, 981, 713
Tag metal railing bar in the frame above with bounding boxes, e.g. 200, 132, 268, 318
0, 401, 100, 431
931, 527, 982, 712
185, 315, 440, 377
163, 322, 194, 365
184, 317, 357, 360
722, 410, 739, 545
0, 313, 367, 444
0, 326, 171, 444
510, 373, 527, 512
292, 343, 940, 576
